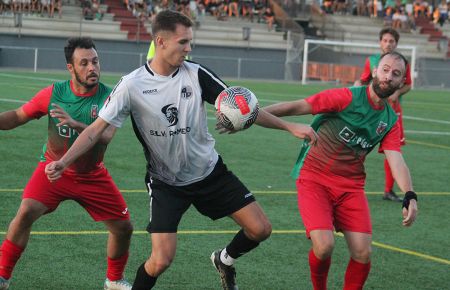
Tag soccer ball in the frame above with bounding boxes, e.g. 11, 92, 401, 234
215, 86, 259, 131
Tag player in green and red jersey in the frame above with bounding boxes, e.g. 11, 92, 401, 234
262, 52, 418, 290
0, 37, 133, 290
355, 27, 412, 202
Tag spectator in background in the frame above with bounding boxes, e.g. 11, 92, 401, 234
322, 0, 334, 14
12, 0, 20, 13
438, 0, 448, 25
0, 0, 8, 14
392, 7, 409, 30
40, 0, 51, 17
357, 0, 368, 16
30, 0, 39, 14
228, 0, 239, 17
253, 0, 265, 22
432, 6, 440, 24
334, 0, 347, 14
81, 0, 93, 20
53, 0, 62, 18
91, 0, 104, 20
263, 6, 275, 31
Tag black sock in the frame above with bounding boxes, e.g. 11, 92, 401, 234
131, 262, 157, 290
225, 229, 260, 259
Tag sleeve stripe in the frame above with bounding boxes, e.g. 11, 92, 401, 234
198, 66, 227, 89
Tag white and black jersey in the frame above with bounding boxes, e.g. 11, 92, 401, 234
99, 60, 227, 186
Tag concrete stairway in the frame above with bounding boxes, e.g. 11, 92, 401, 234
103, 0, 151, 41
0, 5, 288, 50
310, 14, 447, 59
0, 4, 128, 40
191, 15, 288, 50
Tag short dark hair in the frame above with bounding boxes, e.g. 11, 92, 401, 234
379, 51, 408, 73
379, 28, 400, 43
151, 10, 193, 36
64, 37, 96, 64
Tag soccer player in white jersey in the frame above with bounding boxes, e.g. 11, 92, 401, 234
45, 10, 317, 290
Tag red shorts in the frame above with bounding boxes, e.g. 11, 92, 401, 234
296, 178, 372, 237
23, 161, 130, 221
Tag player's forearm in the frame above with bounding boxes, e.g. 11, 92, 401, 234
263, 99, 311, 117
385, 151, 414, 192
397, 84, 411, 96
392, 163, 414, 193
70, 121, 113, 144
0, 109, 30, 130
60, 119, 107, 167
256, 109, 290, 131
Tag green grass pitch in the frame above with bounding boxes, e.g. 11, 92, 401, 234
0, 70, 449, 289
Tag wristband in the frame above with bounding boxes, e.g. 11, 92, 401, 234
402, 191, 417, 209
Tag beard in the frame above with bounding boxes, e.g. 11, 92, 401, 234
372, 76, 399, 99
74, 68, 99, 90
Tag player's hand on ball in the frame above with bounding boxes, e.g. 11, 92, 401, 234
286, 123, 318, 145
215, 112, 238, 134
402, 191, 418, 227
45, 161, 66, 182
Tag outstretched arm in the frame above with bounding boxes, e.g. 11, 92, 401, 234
0, 108, 33, 130
45, 117, 111, 181
384, 150, 418, 227
255, 109, 318, 145
49, 103, 116, 144
262, 99, 313, 117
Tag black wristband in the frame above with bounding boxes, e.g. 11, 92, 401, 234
402, 191, 417, 209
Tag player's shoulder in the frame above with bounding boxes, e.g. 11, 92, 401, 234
122, 64, 150, 82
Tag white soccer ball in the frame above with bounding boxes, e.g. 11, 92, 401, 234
215, 86, 259, 131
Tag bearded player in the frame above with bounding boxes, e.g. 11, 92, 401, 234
355, 27, 412, 202
260, 51, 418, 290
0, 37, 133, 290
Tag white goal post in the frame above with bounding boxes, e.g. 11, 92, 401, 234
301, 39, 417, 89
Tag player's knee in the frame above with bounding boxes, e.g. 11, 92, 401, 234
14, 206, 41, 227
115, 220, 134, 239
351, 246, 372, 263
313, 240, 335, 259
246, 219, 272, 241
149, 255, 174, 275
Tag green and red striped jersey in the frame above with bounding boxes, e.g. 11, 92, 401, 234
22, 80, 111, 174
293, 86, 400, 191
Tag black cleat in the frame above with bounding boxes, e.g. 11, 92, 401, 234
210, 250, 238, 290
383, 191, 403, 202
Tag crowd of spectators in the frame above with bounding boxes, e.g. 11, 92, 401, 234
121, 0, 277, 30
319, 0, 450, 32
0, 0, 62, 17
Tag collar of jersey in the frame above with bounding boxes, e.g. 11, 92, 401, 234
145, 62, 180, 78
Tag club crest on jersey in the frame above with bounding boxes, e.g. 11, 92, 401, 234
90, 104, 99, 119
339, 126, 355, 142
376, 121, 388, 135
180, 86, 193, 99
161, 104, 179, 127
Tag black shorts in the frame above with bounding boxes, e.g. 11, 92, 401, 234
145, 156, 256, 233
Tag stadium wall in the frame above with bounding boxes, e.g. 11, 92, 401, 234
1, 35, 449, 88
0, 35, 287, 80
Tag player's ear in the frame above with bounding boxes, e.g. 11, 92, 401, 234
372, 67, 377, 78
66, 63, 73, 73
155, 35, 164, 49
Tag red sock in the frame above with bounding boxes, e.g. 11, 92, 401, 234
106, 252, 129, 281
343, 258, 371, 290
384, 159, 394, 193
0, 239, 24, 279
308, 249, 331, 290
